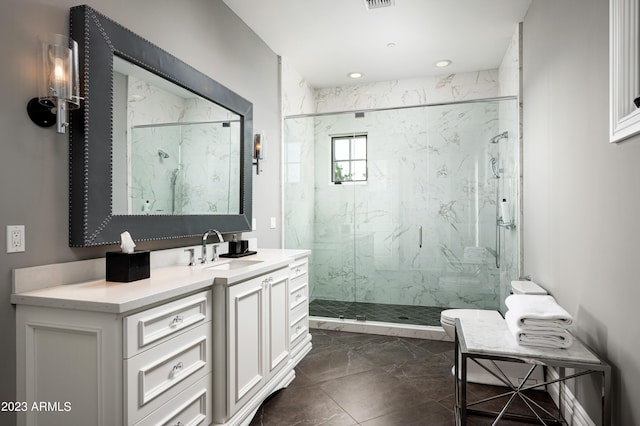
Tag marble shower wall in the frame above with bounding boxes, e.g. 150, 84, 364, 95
282, 25, 521, 313
284, 116, 316, 251
497, 24, 522, 310
283, 88, 520, 313
496, 100, 520, 310
130, 122, 240, 215
314, 71, 501, 114
125, 75, 240, 215
304, 100, 518, 310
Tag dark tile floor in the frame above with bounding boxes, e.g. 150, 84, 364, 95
250, 329, 558, 426
309, 299, 445, 326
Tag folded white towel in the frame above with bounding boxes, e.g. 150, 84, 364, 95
506, 311, 574, 349
505, 294, 574, 330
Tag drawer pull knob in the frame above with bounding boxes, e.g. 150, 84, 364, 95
171, 315, 183, 326
296, 268, 301, 273
268, 277, 274, 283
296, 294, 302, 300
172, 362, 184, 373
173, 422, 184, 426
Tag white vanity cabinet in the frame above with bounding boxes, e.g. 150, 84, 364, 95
13, 248, 312, 426
218, 267, 290, 419
15, 290, 212, 426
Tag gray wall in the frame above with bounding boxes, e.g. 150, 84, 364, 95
0, 0, 280, 422
523, 1, 640, 424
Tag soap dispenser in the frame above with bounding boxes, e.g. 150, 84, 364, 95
229, 234, 241, 255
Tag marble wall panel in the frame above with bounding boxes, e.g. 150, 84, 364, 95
127, 76, 241, 215
290, 100, 512, 310
314, 71, 500, 114
282, 28, 521, 314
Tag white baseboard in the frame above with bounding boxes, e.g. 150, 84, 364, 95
546, 367, 595, 426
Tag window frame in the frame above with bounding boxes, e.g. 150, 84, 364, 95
610, 0, 640, 143
330, 134, 368, 183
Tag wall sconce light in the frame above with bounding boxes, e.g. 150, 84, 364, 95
253, 132, 265, 175
26, 34, 81, 134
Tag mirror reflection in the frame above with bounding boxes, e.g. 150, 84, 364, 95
112, 56, 241, 215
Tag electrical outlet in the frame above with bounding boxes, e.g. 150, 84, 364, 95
7, 225, 25, 253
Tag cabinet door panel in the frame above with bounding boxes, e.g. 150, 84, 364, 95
268, 274, 289, 373
229, 280, 264, 410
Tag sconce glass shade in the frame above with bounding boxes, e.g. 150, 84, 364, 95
253, 134, 263, 160
28, 34, 80, 133
37, 34, 80, 107
253, 133, 264, 175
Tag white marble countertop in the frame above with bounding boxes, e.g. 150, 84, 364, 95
11, 248, 310, 314
456, 315, 602, 365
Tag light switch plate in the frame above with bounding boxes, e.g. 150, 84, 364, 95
270, 217, 277, 229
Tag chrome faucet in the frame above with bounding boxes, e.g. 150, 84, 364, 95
201, 229, 224, 263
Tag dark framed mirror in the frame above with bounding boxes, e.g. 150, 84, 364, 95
69, 5, 253, 246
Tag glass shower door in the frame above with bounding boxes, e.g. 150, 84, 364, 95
411, 101, 502, 311
350, 100, 511, 324
283, 97, 519, 325
284, 115, 359, 320
351, 106, 436, 324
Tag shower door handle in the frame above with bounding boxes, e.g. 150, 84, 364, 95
418, 225, 423, 248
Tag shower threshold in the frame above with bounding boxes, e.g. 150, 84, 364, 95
309, 299, 446, 327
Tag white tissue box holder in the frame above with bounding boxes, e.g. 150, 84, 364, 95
106, 251, 150, 282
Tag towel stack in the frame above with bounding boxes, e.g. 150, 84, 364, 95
504, 294, 574, 349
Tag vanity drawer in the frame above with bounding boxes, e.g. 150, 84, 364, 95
135, 373, 212, 426
289, 259, 308, 281
290, 281, 308, 311
124, 291, 211, 358
125, 324, 212, 425
290, 306, 309, 346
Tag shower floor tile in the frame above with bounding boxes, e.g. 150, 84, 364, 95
309, 299, 446, 327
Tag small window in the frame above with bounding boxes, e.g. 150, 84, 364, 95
331, 135, 367, 183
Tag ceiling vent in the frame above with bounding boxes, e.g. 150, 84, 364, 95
364, 0, 395, 10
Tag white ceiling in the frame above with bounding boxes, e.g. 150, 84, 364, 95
222, 0, 531, 88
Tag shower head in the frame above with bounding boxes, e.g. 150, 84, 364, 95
158, 149, 170, 159
489, 131, 509, 144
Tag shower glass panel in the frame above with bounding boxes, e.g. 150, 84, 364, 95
284, 116, 358, 319
284, 97, 519, 326
128, 121, 240, 215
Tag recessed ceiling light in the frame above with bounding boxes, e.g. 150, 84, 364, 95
348, 72, 364, 79
386, 42, 396, 48
435, 59, 452, 68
